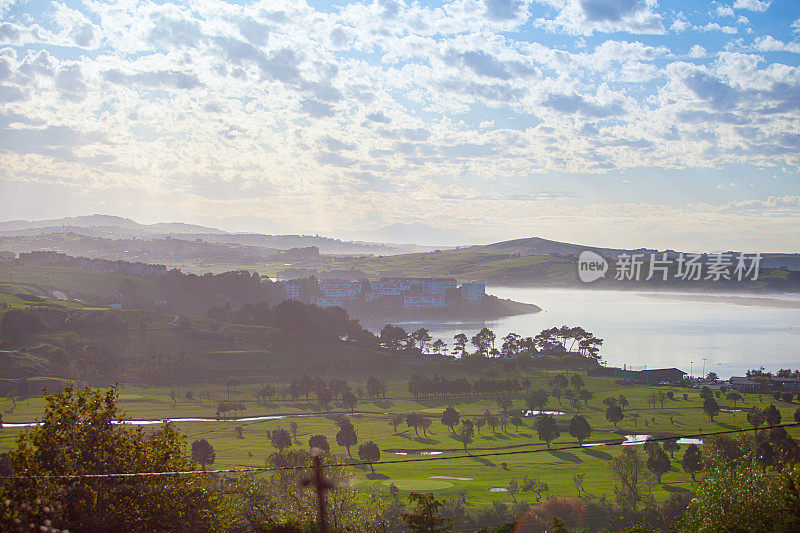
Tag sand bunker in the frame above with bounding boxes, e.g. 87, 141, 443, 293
392, 451, 444, 456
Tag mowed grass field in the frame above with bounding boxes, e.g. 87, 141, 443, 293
2, 373, 798, 506
0, 265, 160, 301
161, 249, 577, 285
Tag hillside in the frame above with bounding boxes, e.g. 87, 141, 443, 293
0, 214, 225, 234
266, 237, 800, 291
0, 215, 436, 256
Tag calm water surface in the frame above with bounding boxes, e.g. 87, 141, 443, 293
364, 288, 800, 379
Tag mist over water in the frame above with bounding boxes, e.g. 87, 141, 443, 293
364, 287, 800, 379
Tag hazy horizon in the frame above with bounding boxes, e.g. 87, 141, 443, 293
1, 0, 799, 252
3, 211, 800, 253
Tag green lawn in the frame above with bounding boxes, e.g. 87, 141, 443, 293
2, 374, 796, 507
0, 265, 160, 302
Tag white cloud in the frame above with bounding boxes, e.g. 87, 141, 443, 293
0, 0, 796, 246
0, 0, 16, 19
732, 0, 771, 12
671, 12, 692, 33
689, 45, 707, 58
754, 35, 800, 54
534, 0, 665, 36
716, 5, 735, 18
702, 22, 738, 34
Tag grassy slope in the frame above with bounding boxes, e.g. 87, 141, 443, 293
1, 373, 796, 507
0, 265, 160, 302
215, 250, 577, 285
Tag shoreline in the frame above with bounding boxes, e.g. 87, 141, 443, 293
639, 293, 800, 309
347, 295, 541, 323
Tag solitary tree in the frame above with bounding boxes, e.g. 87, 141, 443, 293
453, 333, 468, 356
763, 404, 782, 427
406, 412, 424, 436
420, 416, 432, 437
535, 414, 560, 449
308, 434, 330, 453
358, 441, 381, 472
526, 389, 549, 413
579, 389, 593, 406
794, 407, 800, 424
496, 395, 512, 413
605, 404, 624, 428
603, 396, 619, 408
336, 418, 358, 457
682, 443, 702, 481
402, 492, 451, 532
645, 445, 671, 483
570, 397, 583, 413
507, 478, 519, 503
522, 478, 549, 502
747, 407, 764, 432
618, 394, 630, 411
474, 416, 486, 435
703, 398, 720, 421
499, 414, 509, 433
485, 411, 499, 432
663, 438, 681, 459
270, 428, 292, 452
656, 392, 666, 410
459, 419, 474, 452
570, 374, 584, 390
390, 413, 405, 432
441, 406, 461, 434
727, 392, 743, 408
431, 339, 446, 354
342, 390, 357, 413
550, 374, 568, 405
317, 387, 333, 411
610, 447, 653, 510
755, 441, 774, 473
191, 438, 216, 471
568, 414, 592, 445
412, 328, 432, 352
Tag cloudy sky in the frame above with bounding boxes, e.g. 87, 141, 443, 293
0, 0, 798, 251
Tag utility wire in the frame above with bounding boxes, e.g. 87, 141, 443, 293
2, 422, 796, 480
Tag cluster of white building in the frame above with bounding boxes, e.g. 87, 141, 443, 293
284, 277, 486, 309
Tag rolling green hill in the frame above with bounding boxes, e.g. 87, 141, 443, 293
258, 238, 800, 291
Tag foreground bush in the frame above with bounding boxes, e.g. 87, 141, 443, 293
0, 386, 226, 532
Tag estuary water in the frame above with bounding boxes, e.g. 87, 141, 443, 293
364, 287, 800, 379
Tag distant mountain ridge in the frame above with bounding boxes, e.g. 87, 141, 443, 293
474, 236, 655, 259
0, 215, 437, 257
472, 237, 800, 270
337, 222, 477, 247
0, 215, 226, 234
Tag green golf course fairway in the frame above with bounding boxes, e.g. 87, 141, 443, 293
2, 372, 796, 507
